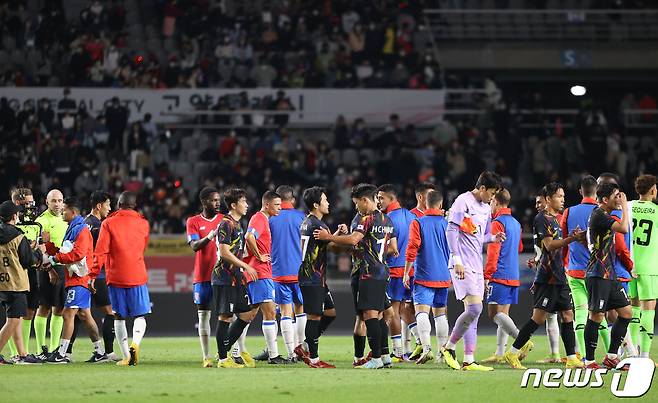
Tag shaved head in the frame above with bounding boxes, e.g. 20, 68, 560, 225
47, 189, 63, 201
46, 189, 64, 216
118, 191, 137, 210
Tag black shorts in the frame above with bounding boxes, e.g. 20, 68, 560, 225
356, 279, 388, 312
301, 285, 326, 315
26, 268, 39, 310
38, 266, 66, 308
92, 277, 111, 307
213, 284, 251, 316
0, 291, 28, 318
533, 283, 573, 313
586, 277, 630, 313
323, 285, 335, 311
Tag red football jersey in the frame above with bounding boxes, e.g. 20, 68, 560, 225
245, 211, 273, 280
186, 213, 223, 283
411, 207, 425, 218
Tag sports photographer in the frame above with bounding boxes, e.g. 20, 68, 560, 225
0, 201, 46, 365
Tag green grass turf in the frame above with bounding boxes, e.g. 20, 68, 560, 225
1, 335, 656, 402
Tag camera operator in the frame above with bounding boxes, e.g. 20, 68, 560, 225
4, 188, 42, 359
0, 201, 45, 365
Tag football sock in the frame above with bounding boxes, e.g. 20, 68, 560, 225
630, 306, 641, 350
280, 316, 295, 358
640, 309, 655, 356
227, 318, 250, 350
365, 318, 382, 359
447, 303, 482, 349
391, 334, 402, 356
21, 319, 31, 354
305, 319, 321, 359
102, 314, 115, 354
584, 319, 599, 361
434, 314, 449, 351
353, 334, 366, 359
215, 321, 230, 360
34, 315, 47, 351
416, 312, 432, 353
57, 339, 70, 356
599, 318, 610, 352
49, 314, 64, 352
401, 320, 411, 353
493, 312, 519, 338
511, 319, 540, 352
496, 326, 508, 356
262, 320, 279, 358
574, 306, 587, 355
237, 322, 250, 353
295, 314, 307, 347
319, 314, 335, 335
560, 321, 576, 356
545, 313, 560, 355
67, 316, 80, 354
132, 317, 146, 346
379, 319, 390, 356
609, 316, 631, 355
463, 318, 479, 363
114, 319, 130, 359
197, 310, 211, 359
624, 328, 638, 356
93, 339, 104, 355
409, 322, 421, 344
7, 338, 17, 357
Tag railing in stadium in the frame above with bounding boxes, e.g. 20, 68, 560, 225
423, 9, 658, 42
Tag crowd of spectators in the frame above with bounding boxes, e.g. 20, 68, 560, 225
1, 85, 657, 236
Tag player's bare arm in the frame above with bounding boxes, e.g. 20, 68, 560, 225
314, 228, 364, 246
219, 243, 258, 281
245, 232, 270, 263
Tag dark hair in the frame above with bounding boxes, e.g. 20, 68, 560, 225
376, 184, 397, 198
597, 172, 620, 185
543, 182, 563, 198
494, 188, 511, 206
426, 190, 443, 208
199, 186, 219, 202
475, 171, 502, 190
223, 188, 247, 210
596, 182, 620, 201
351, 183, 377, 200
10, 187, 32, 203
117, 191, 138, 209
635, 174, 657, 196
90, 190, 111, 208
303, 187, 326, 211
275, 185, 294, 201
262, 190, 281, 203
579, 175, 597, 196
64, 197, 81, 212
414, 182, 436, 194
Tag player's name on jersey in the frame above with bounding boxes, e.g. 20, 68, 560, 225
370, 225, 394, 234
632, 205, 657, 214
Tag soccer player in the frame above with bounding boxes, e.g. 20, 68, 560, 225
0, 200, 45, 365
269, 185, 307, 361
403, 190, 451, 364
34, 189, 68, 360
503, 182, 583, 370
299, 186, 343, 368
561, 176, 610, 360
629, 174, 658, 360
406, 182, 435, 357
314, 183, 396, 369
186, 187, 223, 368
377, 184, 416, 361
583, 182, 633, 369
6, 188, 40, 359
244, 191, 290, 364
45, 198, 107, 364
439, 171, 504, 371
212, 188, 258, 369
94, 191, 151, 366
482, 189, 523, 364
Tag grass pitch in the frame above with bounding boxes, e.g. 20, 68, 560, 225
1, 335, 656, 402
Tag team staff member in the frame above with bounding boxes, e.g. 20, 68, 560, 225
0, 201, 44, 365
94, 191, 151, 366
35, 189, 68, 360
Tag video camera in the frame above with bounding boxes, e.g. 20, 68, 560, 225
18, 199, 39, 222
